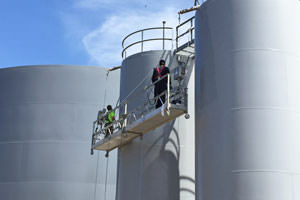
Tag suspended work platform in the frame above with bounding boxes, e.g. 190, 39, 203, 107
92, 104, 187, 152
91, 70, 189, 156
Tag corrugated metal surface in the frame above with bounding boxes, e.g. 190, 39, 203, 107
195, 0, 300, 199
0, 65, 119, 200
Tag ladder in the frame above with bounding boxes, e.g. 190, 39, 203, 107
91, 63, 189, 157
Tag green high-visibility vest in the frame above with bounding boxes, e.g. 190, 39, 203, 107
106, 111, 115, 123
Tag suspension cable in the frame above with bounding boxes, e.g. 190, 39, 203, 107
104, 155, 110, 200
93, 151, 100, 200
94, 72, 109, 200
118, 67, 154, 105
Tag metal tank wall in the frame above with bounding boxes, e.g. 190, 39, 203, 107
117, 50, 195, 200
0, 65, 119, 200
195, 0, 300, 200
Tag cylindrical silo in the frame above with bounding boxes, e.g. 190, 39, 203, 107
0, 65, 119, 200
117, 50, 195, 200
195, 0, 300, 200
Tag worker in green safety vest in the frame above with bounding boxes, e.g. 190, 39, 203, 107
105, 105, 115, 138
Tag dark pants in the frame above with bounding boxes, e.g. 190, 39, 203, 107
154, 86, 166, 109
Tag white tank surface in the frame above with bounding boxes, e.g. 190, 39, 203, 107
117, 50, 195, 200
0, 65, 119, 200
195, 0, 300, 200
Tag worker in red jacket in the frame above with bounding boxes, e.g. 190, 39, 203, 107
151, 59, 171, 109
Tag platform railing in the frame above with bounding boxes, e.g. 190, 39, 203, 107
121, 17, 195, 59
91, 72, 187, 152
175, 16, 195, 49
92, 74, 170, 140
122, 22, 173, 59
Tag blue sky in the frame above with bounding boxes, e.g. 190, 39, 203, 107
0, 0, 196, 68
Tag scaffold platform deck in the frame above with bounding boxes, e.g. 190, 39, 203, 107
92, 104, 186, 152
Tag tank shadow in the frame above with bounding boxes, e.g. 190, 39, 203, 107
141, 120, 195, 200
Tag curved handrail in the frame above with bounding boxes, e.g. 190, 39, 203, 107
122, 26, 173, 58
121, 27, 173, 48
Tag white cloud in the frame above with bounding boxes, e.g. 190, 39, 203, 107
61, 0, 196, 66
74, 0, 113, 9
74, 0, 142, 10
82, 7, 183, 66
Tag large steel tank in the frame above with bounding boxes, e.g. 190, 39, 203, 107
0, 65, 119, 200
195, 0, 300, 199
117, 50, 195, 200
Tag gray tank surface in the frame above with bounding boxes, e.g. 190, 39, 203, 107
195, 0, 300, 200
117, 50, 195, 200
0, 65, 119, 200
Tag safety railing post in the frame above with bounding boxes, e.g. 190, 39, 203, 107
176, 26, 178, 50
91, 121, 96, 155
162, 21, 166, 50
190, 19, 193, 42
167, 74, 170, 111
124, 103, 128, 127
92, 121, 95, 135
184, 87, 188, 109
141, 30, 144, 52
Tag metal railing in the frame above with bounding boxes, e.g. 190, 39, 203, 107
91, 72, 187, 153
121, 17, 195, 59
122, 21, 173, 59
176, 16, 195, 49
